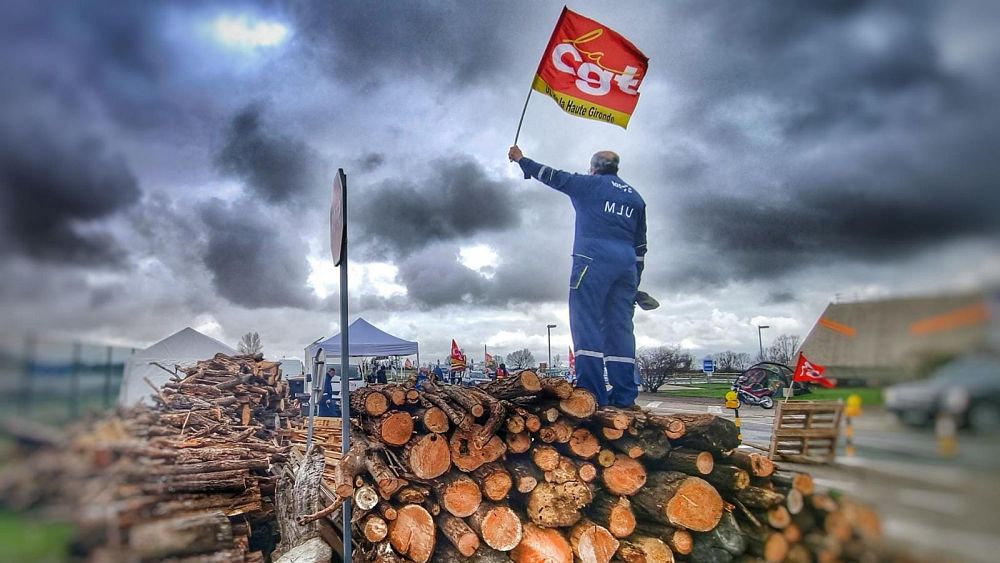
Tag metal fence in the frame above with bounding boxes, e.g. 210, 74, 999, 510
665, 372, 740, 386
0, 335, 135, 425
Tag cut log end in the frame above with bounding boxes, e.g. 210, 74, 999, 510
602, 454, 647, 496
510, 523, 573, 563
388, 504, 436, 563
570, 520, 620, 563
405, 433, 451, 480
665, 476, 723, 532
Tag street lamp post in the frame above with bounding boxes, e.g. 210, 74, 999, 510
546, 324, 557, 372
757, 325, 770, 361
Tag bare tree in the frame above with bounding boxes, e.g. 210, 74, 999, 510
714, 351, 753, 372
238, 331, 263, 356
765, 334, 800, 365
637, 346, 693, 393
506, 348, 535, 369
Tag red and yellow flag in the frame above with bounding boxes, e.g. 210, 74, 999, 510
532, 7, 649, 129
450, 339, 466, 371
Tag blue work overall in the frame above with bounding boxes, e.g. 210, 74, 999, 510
518, 158, 647, 407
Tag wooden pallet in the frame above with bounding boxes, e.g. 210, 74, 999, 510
767, 400, 843, 464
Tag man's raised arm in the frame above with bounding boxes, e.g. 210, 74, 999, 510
508, 145, 592, 197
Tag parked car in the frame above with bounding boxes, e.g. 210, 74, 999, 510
464, 370, 491, 386
885, 355, 1000, 431
329, 365, 365, 400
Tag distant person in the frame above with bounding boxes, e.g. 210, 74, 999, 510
497, 363, 509, 380
509, 145, 646, 408
319, 367, 337, 417
376, 365, 387, 384
432, 364, 444, 383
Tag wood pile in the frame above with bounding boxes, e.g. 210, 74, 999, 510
0, 353, 299, 562
314, 370, 887, 563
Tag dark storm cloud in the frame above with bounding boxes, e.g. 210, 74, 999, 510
354, 158, 521, 259
288, 1, 515, 89
764, 290, 797, 305
0, 125, 140, 265
396, 247, 484, 309
657, 0, 1000, 284
198, 199, 314, 309
217, 104, 325, 204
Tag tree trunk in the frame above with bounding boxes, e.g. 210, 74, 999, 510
766, 505, 791, 529
467, 501, 524, 552
440, 385, 485, 418
632, 523, 692, 556
630, 471, 723, 532
645, 413, 687, 440
592, 407, 633, 430
668, 414, 740, 454
388, 504, 436, 563
363, 515, 389, 543
587, 493, 636, 539
474, 462, 513, 501
596, 448, 617, 468
601, 454, 647, 496
506, 414, 526, 434
540, 376, 574, 399
481, 369, 542, 399
128, 510, 232, 559
366, 450, 404, 499
509, 456, 541, 493
557, 388, 598, 418
656, 448, 714, 475
616, 536, 674, 563
363, 411, 414, 447
746, 528, 789, 563
734, 486, 785, 510
531, 444, 561, 472
432, 472, 482, 518
526, 480, 594, 528
449, 424, 507, 472
505, 430, 532, 454
414, 407, 449, 434
434, 542, 509, 563
351, 388, 389, 417
435, 512, 479, 557
723, 451, 774, 478
509, 523, 573, 563
770, 470, 814, 496
705, 464, 750, 492
402, 433, 451, 480
569, 519, 620, 563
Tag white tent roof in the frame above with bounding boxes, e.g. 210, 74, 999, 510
117, 327, 237, 406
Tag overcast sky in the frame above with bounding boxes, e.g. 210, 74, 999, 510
1, 0, 998, 365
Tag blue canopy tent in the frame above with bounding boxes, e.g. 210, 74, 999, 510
306, 317, 419, 366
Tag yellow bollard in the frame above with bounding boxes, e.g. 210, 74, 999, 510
725, 390, 742, 443
844, 394, 862, 457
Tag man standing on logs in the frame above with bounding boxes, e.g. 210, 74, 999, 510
509, 145, 647, 407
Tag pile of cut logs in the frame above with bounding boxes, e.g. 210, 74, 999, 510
0, 353, 298, 562
316, 369, 885, 563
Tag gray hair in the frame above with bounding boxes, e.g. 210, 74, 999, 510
590, 151, 620, 175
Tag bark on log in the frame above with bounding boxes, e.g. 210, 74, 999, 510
734, 486, 785, 510
601, 454, 647, 496
366, 450, 404, 499
509, 522, 573, 563
592, 407, 632, 430
481, 369, 542, 399
569, 518, 620, 563
440, 385, 486, 418
705, 464, 750, 492
509, 456, 541, 493
766, 505, 791, 529
473, 462, 513, 502
540, 377, 574, 399
631, 523, 692, 556
723, 451, 774, 478
770, 470, 814, 496
128, 510, 232, 559
351, 388, 389, 417
691, 510, 745, 561
449, 424, 506, 472
587, 493, 636, 539
422, 390, 471, 431
506, 414, 526, 434
526, 480, 594, 528
668, 414, 740, 454
746, 528, 789, 563
435, 542, 509, 563
596, 448, 616, 468
467, 501, 523, 552
616, 536, 674, 563
630, 471, 723, 532
657, 448, 714, 475
388, 504, 436, 563
432, 472, 482, 518
645, 413, 686, 440
435, 512, 479, 557
402, 433, 451, 480
370, 540, 407, 563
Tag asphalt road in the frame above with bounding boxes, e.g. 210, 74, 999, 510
637, 393, 1000, 563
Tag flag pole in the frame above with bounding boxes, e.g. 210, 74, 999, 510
513, 88, 533, 146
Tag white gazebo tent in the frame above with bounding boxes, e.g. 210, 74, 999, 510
117, 327, 237, 407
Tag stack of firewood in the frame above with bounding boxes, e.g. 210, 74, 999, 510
319, 369, 885, 563
1, 353, 299, 562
